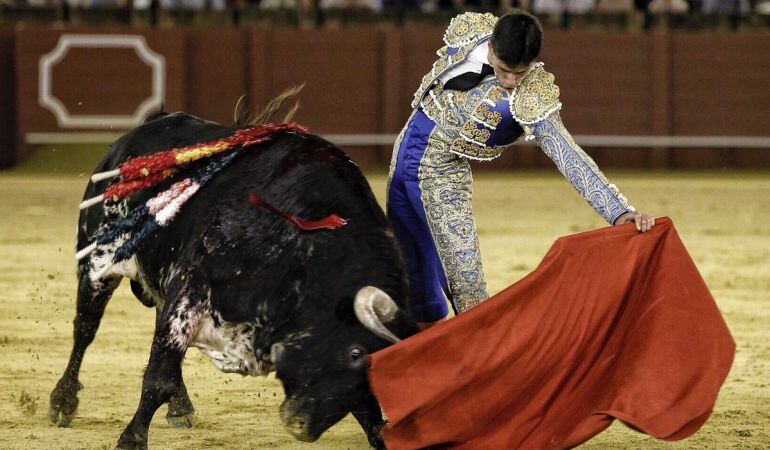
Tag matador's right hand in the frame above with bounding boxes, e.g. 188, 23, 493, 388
614, 211, 655, 232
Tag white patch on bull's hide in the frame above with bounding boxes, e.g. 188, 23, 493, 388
161, 265, 211, 348
86, 200, 132, 283
111, 255, 139, 279
166, 287, 211, 351
161, 264, 184, 293
87, 237, 131, 283
189, 316, 269, 376
211, 308, 225, 326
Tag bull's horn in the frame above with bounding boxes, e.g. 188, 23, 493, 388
354, 286, 401, 344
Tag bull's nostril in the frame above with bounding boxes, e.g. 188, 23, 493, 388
288, 416, 306, 432
283, 414, 317, 442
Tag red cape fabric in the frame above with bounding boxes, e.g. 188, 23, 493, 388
368, 218, 734, 450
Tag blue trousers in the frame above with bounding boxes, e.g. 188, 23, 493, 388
387, 111, 453, 322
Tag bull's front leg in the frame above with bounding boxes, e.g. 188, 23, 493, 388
116, 332, 185, 449
352, 392, 387, 450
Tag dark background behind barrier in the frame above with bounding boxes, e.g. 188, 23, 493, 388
0, 27, 15, 168
3, 27, 770, 169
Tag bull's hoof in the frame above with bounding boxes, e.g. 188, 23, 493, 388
367, 421, 387, 450
116, 431, 147, 450
49, 379, 83, 427
48, 407, 78, 428
166, 391, 195, 429
165, 411, 195, 428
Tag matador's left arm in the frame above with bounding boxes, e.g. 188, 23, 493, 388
533, 111, 634, 225
511, 63, 635, 225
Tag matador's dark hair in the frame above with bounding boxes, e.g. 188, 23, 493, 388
491, 10, 543, 68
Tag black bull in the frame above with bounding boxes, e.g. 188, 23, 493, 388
49, 112, 419, 449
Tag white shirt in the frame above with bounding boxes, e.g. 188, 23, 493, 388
438, 40, 493, 87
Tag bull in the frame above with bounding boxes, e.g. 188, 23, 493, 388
49, 110, 418, 449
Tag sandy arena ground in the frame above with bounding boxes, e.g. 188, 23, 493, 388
0, 161, 768, 449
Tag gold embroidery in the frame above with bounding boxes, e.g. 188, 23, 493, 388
421, 83, 448, 125
411, 13, 498, 109
453, 91, 468, 106
460, 121, 490, 144
487, 86, 507, 104
422, 100, 441, 124
510, 63, 562, 125
419, 79, 513, 161
450, 44, 475, 68
433, 57, 449, 76
387, 111, 489, 314
443, 12, 498, 47
471, 103, 502, 129
454, 21, 470, 37
418, 131, 489, 313
449, 139, 504, 160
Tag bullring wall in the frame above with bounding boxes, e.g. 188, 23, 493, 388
1, 26, 768, 169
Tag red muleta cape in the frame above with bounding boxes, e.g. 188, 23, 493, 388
367, 218, 734, 450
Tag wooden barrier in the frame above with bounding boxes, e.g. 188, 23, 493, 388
4, 27, 770, 169
670, 32, 770, 168
14, 28, 185, 152
185, 29, 248, 125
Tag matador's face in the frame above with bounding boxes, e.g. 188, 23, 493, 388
487, 41, 531, 90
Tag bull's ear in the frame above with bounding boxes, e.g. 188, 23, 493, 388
354, 286, 419, 343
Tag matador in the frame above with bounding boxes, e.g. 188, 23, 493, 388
387, 10, 655, 327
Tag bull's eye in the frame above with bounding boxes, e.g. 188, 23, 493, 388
347, 345, 367, 368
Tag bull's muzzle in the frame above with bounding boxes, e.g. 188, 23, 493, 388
279, 399, 317, 442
